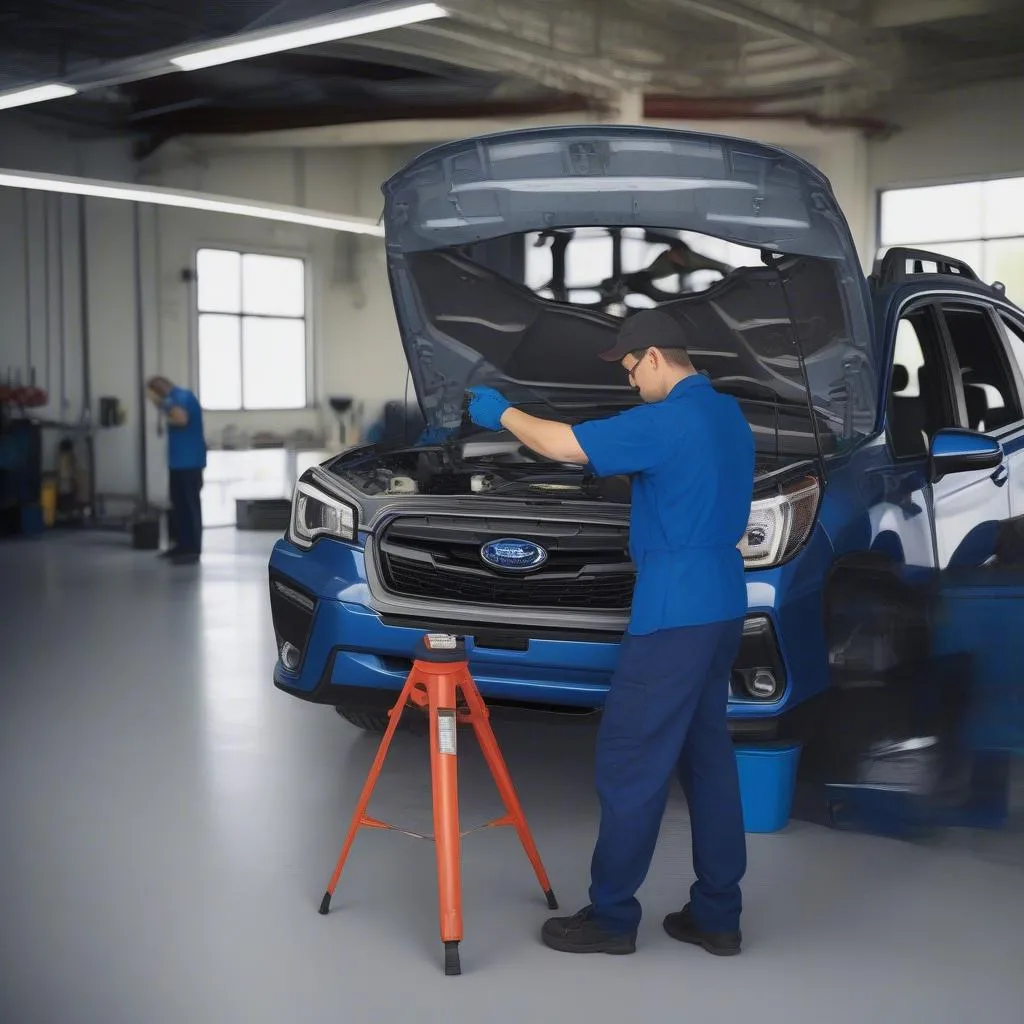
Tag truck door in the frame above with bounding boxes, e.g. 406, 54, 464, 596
932, 302, 1016, 569
992, 311, 1024, 533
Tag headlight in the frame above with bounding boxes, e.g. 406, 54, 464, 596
739, 476, 820, 569
289, 479, 358, 548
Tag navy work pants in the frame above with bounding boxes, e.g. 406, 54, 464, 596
169, 468, 204, 554
589, 618, 746, 935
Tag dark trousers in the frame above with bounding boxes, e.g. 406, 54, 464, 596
589, 618, 746, 935
169, 468, 204, 554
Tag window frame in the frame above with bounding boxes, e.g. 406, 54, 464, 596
192, 244, 314, 413
884, 299, 963, 464
997, 311, 1024, 382
933, 298, 1024, 439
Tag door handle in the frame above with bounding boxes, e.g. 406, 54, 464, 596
991, 464, 1009, 486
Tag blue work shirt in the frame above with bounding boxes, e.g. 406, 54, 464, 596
164, 386, 207, 471
572, 374, 754, 635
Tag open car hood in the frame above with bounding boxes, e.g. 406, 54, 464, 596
380, 125, 876, 451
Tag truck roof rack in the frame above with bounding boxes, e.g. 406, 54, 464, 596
871, 246, 983, 288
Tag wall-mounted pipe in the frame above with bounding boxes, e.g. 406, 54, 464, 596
642, 94, 896, 136
132, 203, 148, 507
57, 196, 67, 414
78, 195, 96, 518
154, 205, 163, 374
21, 190, 32, 380
42, 193, 51, 394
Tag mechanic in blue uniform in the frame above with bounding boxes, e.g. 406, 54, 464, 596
146, 376, 207, 565
467, 308, 755, 957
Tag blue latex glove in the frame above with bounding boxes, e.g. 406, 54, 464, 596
467, 386, 511, 431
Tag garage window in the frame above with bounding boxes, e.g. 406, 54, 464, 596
196, 248, 308, 411
879, 177, 1024, 304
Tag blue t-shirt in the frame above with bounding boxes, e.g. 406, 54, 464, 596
165, 386, 207, 470
572, 374, 754, 635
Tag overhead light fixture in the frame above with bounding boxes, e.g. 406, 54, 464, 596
170, 2, 447, 71
0, 169, 385, 237
0, 83, 78, 111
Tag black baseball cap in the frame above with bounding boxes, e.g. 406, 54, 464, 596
598, 307, 690, 362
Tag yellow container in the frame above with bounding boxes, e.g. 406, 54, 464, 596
40, 474, 57, 527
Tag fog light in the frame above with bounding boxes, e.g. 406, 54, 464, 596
749, 669, 778, 699
281, 642, 301, 671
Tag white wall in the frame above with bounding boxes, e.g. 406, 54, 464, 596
868, 77, 1024, 255
136, 143, 422, 503
0, 120, 419, 506
0, 116, 142, 501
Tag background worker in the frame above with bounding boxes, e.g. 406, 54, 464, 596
467, 308, 755, 957
145, 375, 207, 565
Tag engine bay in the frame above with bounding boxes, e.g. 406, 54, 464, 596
330, 437, 789, 503
330, 438, 628, 502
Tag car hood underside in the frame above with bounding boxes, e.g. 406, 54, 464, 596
379, 125, 876, 455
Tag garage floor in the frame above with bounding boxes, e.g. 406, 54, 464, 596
2, 530, 1022, 1023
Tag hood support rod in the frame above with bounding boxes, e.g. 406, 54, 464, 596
765, 251, 828, 483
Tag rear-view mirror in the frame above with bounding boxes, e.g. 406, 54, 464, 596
930, 428, 1003, 481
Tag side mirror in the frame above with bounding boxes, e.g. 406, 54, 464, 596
930, 427, 1003, 481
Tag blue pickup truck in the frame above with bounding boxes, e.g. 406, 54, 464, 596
269, 125, 1024, 749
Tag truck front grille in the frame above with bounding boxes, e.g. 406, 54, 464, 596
377, 515, 634, 611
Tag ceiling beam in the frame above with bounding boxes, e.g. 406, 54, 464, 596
338, 24, 623, 99
723, 57, 857, 90
870, 0, 1010, 29
899, 49, 1024, 91
163, 109, 605, 152
661, 0, 868, 65
439, 0, 736, 73
409, 21, 645, 95
131, 93, 597, 137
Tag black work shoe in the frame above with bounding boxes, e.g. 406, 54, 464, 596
171, 551, 200, 565
663, 904, 741, 956
541, 905, 636, 955
158, 547, 179, 559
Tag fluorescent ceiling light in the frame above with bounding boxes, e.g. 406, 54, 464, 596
0, 169, 384, 237
0, 83, 78, 111
171, 2, 447, 71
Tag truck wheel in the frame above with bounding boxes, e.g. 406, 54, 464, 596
334, 704, 427, 734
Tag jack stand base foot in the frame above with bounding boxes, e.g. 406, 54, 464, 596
318, 892, 332, 915
444, 941, 461, 976
545, 889, 559, 910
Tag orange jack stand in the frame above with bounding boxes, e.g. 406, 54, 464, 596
318, 633, 558, 975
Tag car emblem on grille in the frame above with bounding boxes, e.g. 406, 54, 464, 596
480, 538, 547, 573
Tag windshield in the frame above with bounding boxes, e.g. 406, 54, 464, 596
392, 223, 875, 458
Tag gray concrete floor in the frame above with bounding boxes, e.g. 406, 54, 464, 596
1, 529, 1022, 1024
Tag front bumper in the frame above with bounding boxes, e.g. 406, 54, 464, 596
269, 532, 830, 735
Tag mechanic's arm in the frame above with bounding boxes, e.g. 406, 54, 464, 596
499, 408, 587, 464
166, 404, 189, 427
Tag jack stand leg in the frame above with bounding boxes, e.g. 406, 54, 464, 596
320, 683, 412, 914
444, 941, 461, 976
466, 685, 558, 909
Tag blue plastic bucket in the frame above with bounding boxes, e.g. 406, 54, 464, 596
734, 743, 802, 833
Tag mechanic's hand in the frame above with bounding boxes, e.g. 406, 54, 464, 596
466, 386, 511, 431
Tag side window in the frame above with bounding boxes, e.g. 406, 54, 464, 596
940, 305, 1023, 433
998, 313, 1024, 378
888, 306, 958, 459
